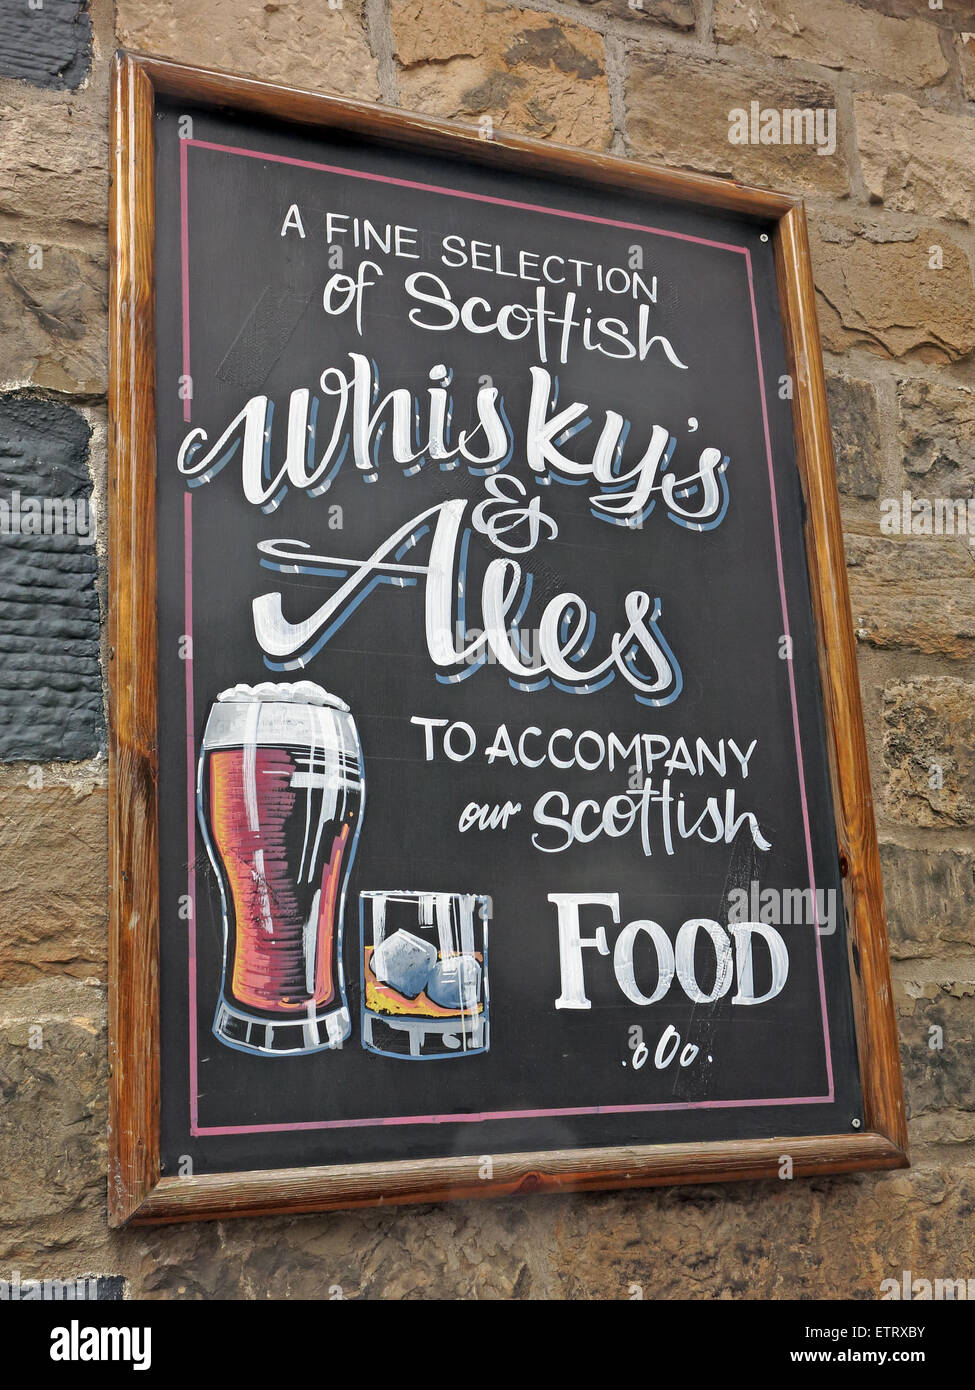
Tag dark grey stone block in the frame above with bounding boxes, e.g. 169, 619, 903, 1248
826, 372, 883, 500
0, 0, 91, 90
0, 393, 103, 761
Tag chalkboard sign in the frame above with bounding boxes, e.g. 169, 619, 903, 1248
108, 54, 907, 1225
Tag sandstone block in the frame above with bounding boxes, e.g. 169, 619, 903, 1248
879, 841, 975, 960
626, 54, 848, 196
840, 0, 972, 29
561, 0, 694, 27
116, 0, 379, 99
0, 784, 107, 983
847, 533, 975, 659
959, 32, 975, 101
0, 983, 106, 1227
393, 0, 613, 148
0, 90, 108, 233
898, 378, 975, 497
882, 676, 975, 826
0, 242, 107, 395
715, 0, 947, 88
547, 1161, 975, 1297
856, 94, 975, 225
808, 219, 975, 363
897, 979, 975, 1118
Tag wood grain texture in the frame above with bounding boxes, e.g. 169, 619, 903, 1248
127, 52, 798, 220
108, 53, 907, 1227
132, 1132, 905, 1226
108, 53, 161, 1227
773, 205, 908, 1159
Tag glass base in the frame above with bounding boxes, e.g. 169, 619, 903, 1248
213, 999, 351, 1056
362, 1009, 489, 1059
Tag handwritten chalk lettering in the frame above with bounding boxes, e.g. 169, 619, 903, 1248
322, 213, 421, 260
176, 356, 730, 530
523, 367, 728, 529
404, 272, 686, 368
253, 497, 683, 703
653, 1024, 699, 1070
548, 894, 789, 1010
143, 89, 879, 1187
532, 780, 771, 857
322, 260, 385, 336
411, 715, 450, 759
471, 474, 558, 554
280, 203, 306, 237
177, 357, 507, 502
480, 725, 758, 778
623, 1023, 698, 1071
442, 721, 477, 761
458, 800, 523, 832
439, 238, 658, 300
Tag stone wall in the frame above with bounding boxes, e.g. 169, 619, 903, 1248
0, 0, 973, 1298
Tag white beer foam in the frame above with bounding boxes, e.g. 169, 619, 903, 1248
216, 680, 349, 712
202, 682, 359, 761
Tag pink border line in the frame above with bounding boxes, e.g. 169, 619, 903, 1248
179, 140, 835, 1139
179, 139, 192, 425
185, 138, 750, 257
198, 1090, 832, 1137
184, 492, 199, 1133
745, 253, 834, 1100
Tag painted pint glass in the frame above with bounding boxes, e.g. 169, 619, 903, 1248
197, 681, 363, 1055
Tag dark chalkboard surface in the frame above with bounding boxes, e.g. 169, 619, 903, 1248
109, 56, 907, 1224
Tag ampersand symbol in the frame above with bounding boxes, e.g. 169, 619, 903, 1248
471, 474, 559, 554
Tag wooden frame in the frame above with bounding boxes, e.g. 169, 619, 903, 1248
108, 50, 907, 1227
